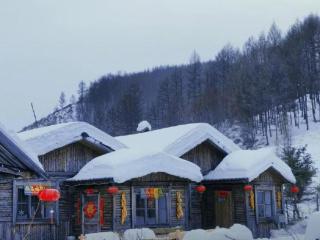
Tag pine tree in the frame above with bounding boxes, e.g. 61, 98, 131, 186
59, 92, 66, 109
281, 145, 317, 219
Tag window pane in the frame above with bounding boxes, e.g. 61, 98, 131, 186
17, 203, 28, 219
265, 204, 272, 217
31, 196, 42, 218
44, 202, 55, 219
258, 204, 265, 217
136, 194, 145, 208
136, 209, 145, 225
257, 191, 264, 204
158, 196, 167, 224
147, 209, 156, 224
18, 188, 28, 202
265, 191, 272, 204
147, 198, 155, 209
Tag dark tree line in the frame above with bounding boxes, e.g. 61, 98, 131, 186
24, 15, 320, 148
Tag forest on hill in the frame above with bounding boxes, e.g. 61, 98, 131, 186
24, 14, 320, 148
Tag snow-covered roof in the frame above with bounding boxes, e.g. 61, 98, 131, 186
68, 148, 203, 183
116, 123, 240, 157
0, 122, 46, 176
204, 147, 296, 183
18, 122, 126, 156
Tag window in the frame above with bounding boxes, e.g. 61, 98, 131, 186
134, 189, 168, 226
14, 182, 57, 223
257, 190, 273, 219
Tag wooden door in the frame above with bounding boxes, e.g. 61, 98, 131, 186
214, 191, 233, 228
82, 193, 100, 234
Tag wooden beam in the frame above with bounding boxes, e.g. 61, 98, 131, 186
0, 166, 22, 176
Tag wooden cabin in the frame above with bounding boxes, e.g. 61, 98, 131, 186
0, 121, 296, 239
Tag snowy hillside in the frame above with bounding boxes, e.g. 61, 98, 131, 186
21, 104, 76, 132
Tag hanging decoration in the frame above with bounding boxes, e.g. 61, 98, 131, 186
107, 186, 119, 195
83, 201, 97, 219
85, 187, 94, 195
121, 192, 127, 224
195, 185, 206, 194
75, 197, 81, 225
141, 188, 164, 199
249, 190, 255, 210
276, 191, 282, 209
291, 185, 299, 193
244, 185, 253, 192
38, 188, 60, 202
176, 191, 184, 219
100, 197, 105, 225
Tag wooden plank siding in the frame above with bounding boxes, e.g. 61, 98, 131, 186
0, 174, 71, 240
39, 142, 104, 175
181, 140, 226, 174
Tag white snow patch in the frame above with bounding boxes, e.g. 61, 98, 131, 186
18, 122, 126, 156
205, 147, 296, 183
68, 148, 203, 183
183, 224, 253, 240
0, 122, 44, 170
123, 228, 156, 240
85, 232, 119, 240
305, 211, 320, 240
137, 120, 152, 132
117, 123, 240, 157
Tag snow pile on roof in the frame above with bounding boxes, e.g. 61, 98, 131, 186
68, 148, 203, 183
18, 122, 126, 156
117, 123, 240, 156
0, 122, 44, 171
205, 147, 296, 183
137, 120, 152, 132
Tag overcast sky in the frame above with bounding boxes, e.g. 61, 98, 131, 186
1, 0, 320, 131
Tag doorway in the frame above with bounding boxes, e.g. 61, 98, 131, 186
214, 191, 233, 228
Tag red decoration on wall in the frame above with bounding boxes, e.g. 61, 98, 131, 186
76, 197, 81, 225
218, 191, 230, 198
291, 185, 300, 193
243, 185, 253, 192
107, 186, 119, 195
85, 187, 94, 195
100, 197, 105, 225
38, 188, 60, 202
195, 185, 206, 193
83, 201, 97, 219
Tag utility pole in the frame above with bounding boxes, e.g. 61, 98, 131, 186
30, 102, 38, 127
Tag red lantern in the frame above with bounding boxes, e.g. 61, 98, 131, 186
195, 185, 206, 193
38, 188, 60, 202
218, 191, 229, 198
107, 186, 119, 195
244, 185, 253, 192
291, 185, 299, 193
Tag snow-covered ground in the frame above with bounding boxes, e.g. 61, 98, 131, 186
83, 212, 320, 240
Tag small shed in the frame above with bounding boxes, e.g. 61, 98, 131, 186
203, 147, 296, 238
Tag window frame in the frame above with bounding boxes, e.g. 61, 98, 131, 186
255, 186, 276, 222
133, 188, 170, 227
13, 180, 59, 224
